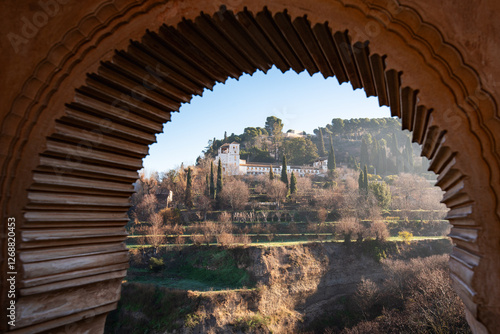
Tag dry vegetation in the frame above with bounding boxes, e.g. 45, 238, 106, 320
305, 255, 470, 334
109, 239, 467, 334
115, 118, 463, 333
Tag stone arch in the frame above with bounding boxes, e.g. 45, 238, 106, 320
0, 1, 499, 333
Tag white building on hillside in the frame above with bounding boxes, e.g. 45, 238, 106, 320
216, 142, 242, 175
313, 158, 328, 173
284, 129, 306, 138
215, 143, 327, 177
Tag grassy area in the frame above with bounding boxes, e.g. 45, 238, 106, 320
388, 235, 447, 241
126, 237, 451, 294
127, 235, 448, 249
104, 283, 196, 334
111, 238, 453, 333
127, 247, 254, 291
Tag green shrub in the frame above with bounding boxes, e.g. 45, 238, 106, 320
149, 257, 164, 273
184, 313, 202, 328
399, 231, 413, 244
235, 313, 270, 331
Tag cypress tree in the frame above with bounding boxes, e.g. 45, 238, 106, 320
318, 128, 327, 156
205, 173, 210, 197
360, 138, 369, 169
210, 161, 215, 200
185, 167, 193, 208
363, 164, 369, 192
358, 170, 364, 191
269, 165, 274, 180
216, 159, 223, 208
224, 131, 227, 141
281, 155, 288, 188
290, 171, 297, 195
327, 134, 336, 171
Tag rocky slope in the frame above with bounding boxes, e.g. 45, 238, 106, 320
106, 239, 451, 333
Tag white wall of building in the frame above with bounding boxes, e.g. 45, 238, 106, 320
216, 143, 326, 177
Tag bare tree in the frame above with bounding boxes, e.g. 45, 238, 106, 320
146, 213, 166, 254
391, 173, 447, 220
218, 211, 232, 223
220, 179, 250, 213
344, 174, 359, 191
317, 208, 328, 223
354, 277, 380, 319
338, 188, 360, 219
313, 188, 337, 210
266, 179, 288, 209
255, 183, 265, 195
160, 167, 187, 208
193, 221, 232, 246
134, 193, 158, 222
293, 176, 313, 202
195, 194, 212, 221
368, 219, 390, 241
217, 232, 235, 246
336, 217, 361, 243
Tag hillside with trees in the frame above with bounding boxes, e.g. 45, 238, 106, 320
202, 116, 429, 177
110, 116, 465, 334
127, 116, 446, 248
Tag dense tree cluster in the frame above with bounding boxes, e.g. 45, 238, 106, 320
202, 117, 426, 186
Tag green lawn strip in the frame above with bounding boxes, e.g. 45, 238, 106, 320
127, 235, 447, 249
128, 233, 335, 238
388, 235, 447, 241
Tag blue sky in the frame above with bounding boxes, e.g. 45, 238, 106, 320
142, 66, 391, 174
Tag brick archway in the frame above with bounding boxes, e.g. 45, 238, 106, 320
1, 1, 499, 333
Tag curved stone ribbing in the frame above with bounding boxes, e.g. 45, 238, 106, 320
1, 3, 497, 333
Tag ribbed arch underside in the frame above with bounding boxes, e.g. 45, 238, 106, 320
16, 6, 479, 333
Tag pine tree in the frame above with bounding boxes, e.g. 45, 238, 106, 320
363, 164, 369, 192
269, 165, 274, 180
210, 161, 215, 200
290, 171, 297, 195
360, 138, 369, 169
318, 128, 327, 156
216, 159, 223, 208
281, 155, 289, 188
327, 134, 336, 171
185, 167, 193, 208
